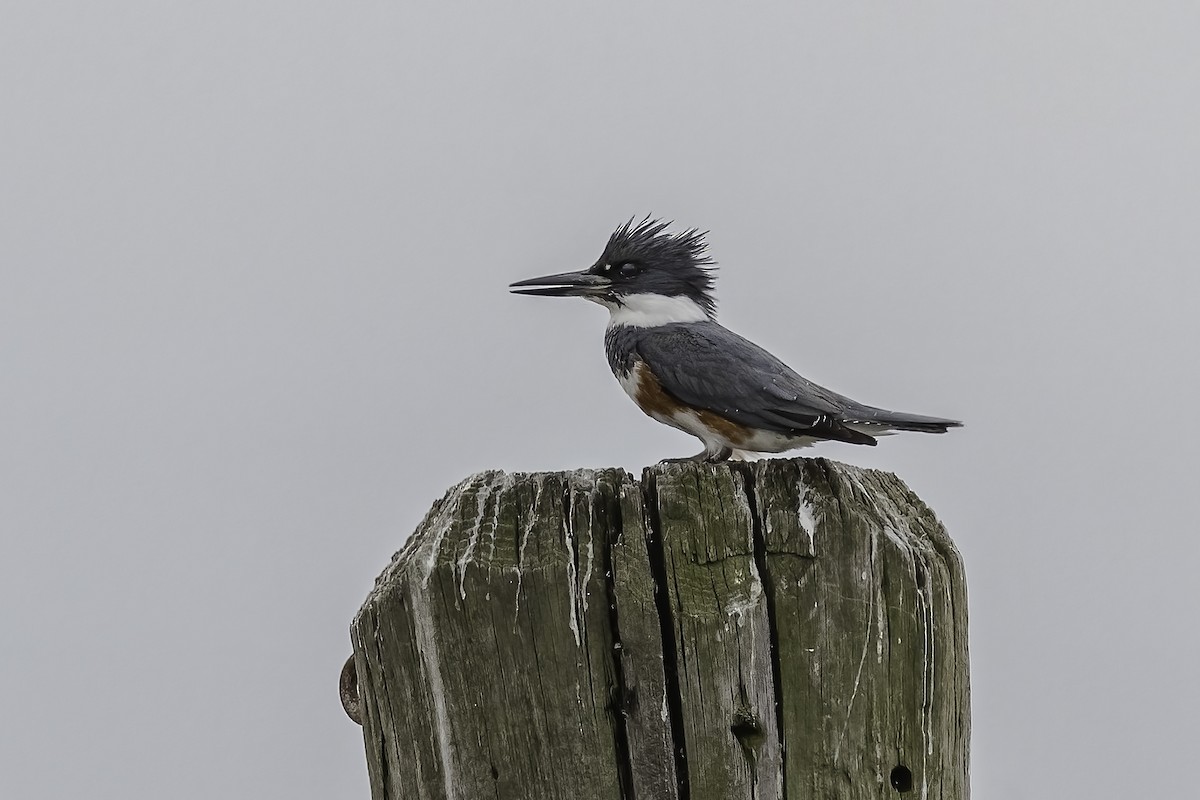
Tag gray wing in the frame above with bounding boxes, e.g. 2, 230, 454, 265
634, 323, 878, 445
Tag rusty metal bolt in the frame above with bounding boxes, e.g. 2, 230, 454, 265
340, 654, 363, 725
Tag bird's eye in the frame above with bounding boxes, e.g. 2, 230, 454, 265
618, 262, 639, 277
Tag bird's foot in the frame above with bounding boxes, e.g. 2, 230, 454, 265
660, 446, 733, 464
660, 454, 704, 464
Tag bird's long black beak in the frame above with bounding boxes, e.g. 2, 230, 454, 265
509, 269, 610, 298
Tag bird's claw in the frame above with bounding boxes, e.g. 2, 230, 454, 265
660, 446, 733, 464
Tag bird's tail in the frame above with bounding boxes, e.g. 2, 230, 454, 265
847, 408, 963, 434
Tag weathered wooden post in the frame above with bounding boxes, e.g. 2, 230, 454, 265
345, 458, 969, 799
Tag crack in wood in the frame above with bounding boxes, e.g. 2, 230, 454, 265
736, 463, 789, 799
642, 470, 692, 800
601, 480, 637, 800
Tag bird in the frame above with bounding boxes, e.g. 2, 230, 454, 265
509, 218, 961, 463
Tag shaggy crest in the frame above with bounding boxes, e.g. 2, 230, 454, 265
597, 217, 718, 315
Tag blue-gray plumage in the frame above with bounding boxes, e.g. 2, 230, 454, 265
511, 218, 961, 462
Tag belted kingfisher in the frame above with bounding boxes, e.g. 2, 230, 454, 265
510, 219, 961, 462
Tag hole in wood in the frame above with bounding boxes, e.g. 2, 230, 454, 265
729, 709, 764, 743
730, 708, 766, 769
890, 764, 913, 793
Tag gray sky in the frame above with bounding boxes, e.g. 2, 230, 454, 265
2, 3, 1197, 798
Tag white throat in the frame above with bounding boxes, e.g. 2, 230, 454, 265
602, 293, 711, 328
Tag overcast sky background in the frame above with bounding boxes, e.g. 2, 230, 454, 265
2, 3, 1197, 798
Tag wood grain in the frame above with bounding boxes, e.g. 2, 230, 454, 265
349, 458, 969, 799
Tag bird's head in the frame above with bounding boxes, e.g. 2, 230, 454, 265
510, 218, 718, 325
